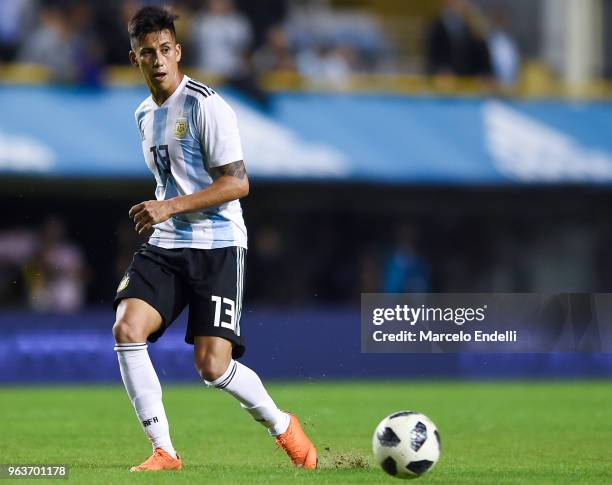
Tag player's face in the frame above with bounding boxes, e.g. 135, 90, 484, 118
130, 29, 182, 93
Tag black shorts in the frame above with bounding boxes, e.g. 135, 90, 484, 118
114, 243, 246, 358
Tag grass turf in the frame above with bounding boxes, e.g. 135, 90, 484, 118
1, 381, 611, 484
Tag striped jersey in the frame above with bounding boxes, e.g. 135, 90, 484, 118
134, 75, 247, 249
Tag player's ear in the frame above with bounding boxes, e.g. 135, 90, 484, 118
175, 43, 182, 63
129, 50, 138, 67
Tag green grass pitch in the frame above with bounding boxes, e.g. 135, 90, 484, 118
1, 381, 611, 484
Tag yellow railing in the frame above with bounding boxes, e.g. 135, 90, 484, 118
2, 63, 612, 100
0, 63, 51, 84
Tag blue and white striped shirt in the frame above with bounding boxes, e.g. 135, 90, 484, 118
134, 75, 247, 249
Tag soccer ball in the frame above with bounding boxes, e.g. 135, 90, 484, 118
372, 411, 441, 479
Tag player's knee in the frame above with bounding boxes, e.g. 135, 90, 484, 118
194, 353, 229, 382
112, 318, 148, 343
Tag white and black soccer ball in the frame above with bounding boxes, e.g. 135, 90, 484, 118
372, 411, 441, 479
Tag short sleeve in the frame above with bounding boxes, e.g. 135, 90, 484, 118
196, 94, 244, 168
135, 108, 146, 141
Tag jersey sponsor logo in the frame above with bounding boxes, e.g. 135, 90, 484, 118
174, 118, 188, 139
117, 274, 130, 293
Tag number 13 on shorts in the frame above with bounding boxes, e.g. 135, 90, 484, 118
211, 295, 237, 334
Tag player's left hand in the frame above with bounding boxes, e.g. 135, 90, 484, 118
129, 200, 173, 234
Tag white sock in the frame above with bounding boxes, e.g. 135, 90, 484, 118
205, 360, 290, 436
115, 343, 177, 458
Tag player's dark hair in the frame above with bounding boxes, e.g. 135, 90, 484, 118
128, 6, 178, 46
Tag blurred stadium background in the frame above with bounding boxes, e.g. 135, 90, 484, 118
2, 0, 612, 384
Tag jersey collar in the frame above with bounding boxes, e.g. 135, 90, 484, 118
154, 74, 189, 108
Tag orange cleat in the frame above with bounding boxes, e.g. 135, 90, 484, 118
130, 448, 182, 472
275, 413, 318, 469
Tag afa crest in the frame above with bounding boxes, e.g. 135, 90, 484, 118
117, 274, 130, 293
174, 118, 188, 138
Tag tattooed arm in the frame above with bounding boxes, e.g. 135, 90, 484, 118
129, 160, 249, 234
209, 160, 248, 181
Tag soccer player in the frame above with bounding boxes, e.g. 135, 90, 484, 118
112, 6, 317, 472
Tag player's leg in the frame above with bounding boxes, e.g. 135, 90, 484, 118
113, 298, 181, 470
113, 299, 176, 454
187, 247, 289, 435
193, 335, 289, 435
193, 336, 317, 468
187, 246, 317, 467
113, 244, 188, 470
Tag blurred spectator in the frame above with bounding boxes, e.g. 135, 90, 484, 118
426, 0, 492, 77
383, 225, 431, 293
288, 1, 388, 78
227, 50, 272, 110
17, 3, 76, 82
0, 229, 37, 305
359, 251, 382, 294
297, 44, 357, 86
235, 0, 288, 49
23, 217, 87, 313
486, 8, 520, 87
17, 2, 103, 85
94, 0, 140, 66
189, 0, 252, 77
68, 2, 104, 86
253, 25, 296, 74
0, 0, 37, 62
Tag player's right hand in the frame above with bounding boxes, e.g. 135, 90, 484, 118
129, 200, 173, 234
